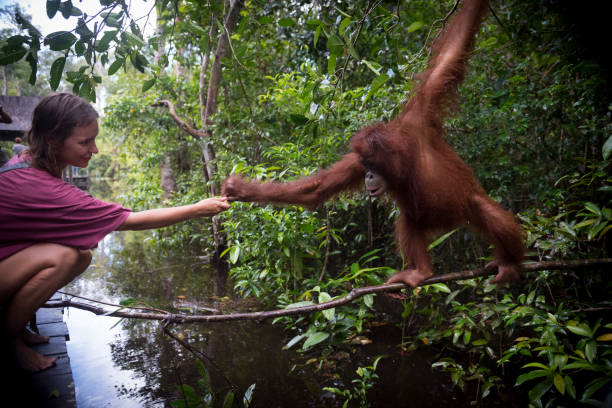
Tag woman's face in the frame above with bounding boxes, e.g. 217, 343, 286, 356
57, 120, 99, 168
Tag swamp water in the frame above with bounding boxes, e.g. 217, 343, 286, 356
62, 229, 510, 408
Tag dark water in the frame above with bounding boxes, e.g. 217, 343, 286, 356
62, 229, 517, 408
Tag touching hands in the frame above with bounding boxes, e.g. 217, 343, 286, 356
195, 196, 231, 216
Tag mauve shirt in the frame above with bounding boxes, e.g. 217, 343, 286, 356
0, 155, 131, 260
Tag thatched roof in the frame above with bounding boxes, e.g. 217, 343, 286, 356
0, 95, 41, 141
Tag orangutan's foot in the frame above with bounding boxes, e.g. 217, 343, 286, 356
488, 262, 521, 288
23, 328, 50, 345
13, 339, 56, 372
386, 269, 432, 288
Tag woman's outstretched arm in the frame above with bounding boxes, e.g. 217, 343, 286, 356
117, 197, 230, 231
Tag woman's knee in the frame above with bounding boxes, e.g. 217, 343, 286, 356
62, 248, 92, 279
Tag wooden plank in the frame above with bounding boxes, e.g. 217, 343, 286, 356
32, 373, 76, 408
25, 298, 77, 408
31, 335, 67, 356
31, 355, 72, 377
35, 308, 64, 324
37, 321, 69, 340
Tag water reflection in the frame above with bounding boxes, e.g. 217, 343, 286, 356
63, 228, 511, 408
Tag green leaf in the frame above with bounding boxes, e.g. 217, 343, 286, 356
407, 21, 424, 33
339, 17, 351, 36
108, 58, 124, 75
528, 379, 552, 403
327, 34, 344, 55
26, 52, 37, 85
44, 31, 77, 51
516, 370, 549, 386
327, 54, 337, 76
306, 19, 322, 27
49, 56, 66, 91
362, 59, 382, 75
74, 40, 86, 56
229, 246, 240, 264
319, 292, 335, 321
522, 362, 549, 370
124, 31, 145, 47
222, 391, 234, 408
302, 331, 329, 350
285, 300, 314, 309
362, 73, 390, 106
582, 377, 612, 400
603, 134, 612, 160
363, 294, 374, 309
243, 383, 255, 406
566, 322, 592, 337
314, 25, 322, 47
596, 333, 612, 341
142, 77, 156, 92
283, 333, 306, 349
278, 17, 295, 27
258, 16, 273, 25
585, 340, 597, 362
0, 44, 28, 65
289, 113, 308, 125
553, 374, 565, 395
584, 202, 601, 216
95, 30, 118, 52
46, 0, 60, 19
428, 228, 457, 250
431, 283, 451, 293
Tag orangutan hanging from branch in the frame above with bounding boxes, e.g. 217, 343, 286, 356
223, 0, 525, 288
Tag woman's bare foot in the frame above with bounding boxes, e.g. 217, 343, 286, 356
12, 339, 56, 372
23, 328, 50, 345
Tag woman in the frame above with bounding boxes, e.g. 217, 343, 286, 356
0, 93, 230, 372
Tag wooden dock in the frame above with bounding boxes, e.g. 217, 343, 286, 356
2, 293, 77, 407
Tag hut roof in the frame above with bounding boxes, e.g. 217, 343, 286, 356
0, 95, 40, 141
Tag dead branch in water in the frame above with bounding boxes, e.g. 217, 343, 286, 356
43, 258, 611, 324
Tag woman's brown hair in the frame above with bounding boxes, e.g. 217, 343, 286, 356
27, 93, 98, 176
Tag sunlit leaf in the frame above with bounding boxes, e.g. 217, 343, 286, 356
603, 134, 612, 160
407, 21, 424, 33
229, 246, 240, 264
596, 333, 612, 341
553, 374, 565, 395
566, 322, 592, 337
339, 17, 351, 36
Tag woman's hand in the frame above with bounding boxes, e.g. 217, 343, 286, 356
194, 196, 231, 216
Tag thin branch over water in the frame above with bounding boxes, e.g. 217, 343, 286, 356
44, 258, 611, 324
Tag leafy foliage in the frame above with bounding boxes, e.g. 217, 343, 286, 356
2, 1, 610, 406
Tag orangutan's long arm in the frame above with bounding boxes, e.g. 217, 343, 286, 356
222, 153, 365, 208
405, 0, 490, 123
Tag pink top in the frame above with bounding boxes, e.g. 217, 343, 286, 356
0, 155, 131, 260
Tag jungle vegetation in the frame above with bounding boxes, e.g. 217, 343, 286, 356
1, 1, 610, 407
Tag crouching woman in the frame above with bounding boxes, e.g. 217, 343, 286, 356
0, 93, 230, 372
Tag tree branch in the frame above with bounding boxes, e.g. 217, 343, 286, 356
44, 258, 611, 323
152, 99, 208, 139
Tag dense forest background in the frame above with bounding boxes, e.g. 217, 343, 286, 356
1, 1, 610, 407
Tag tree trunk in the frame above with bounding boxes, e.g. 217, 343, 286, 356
200, 0, 245, 262
161, 155, 176, 201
